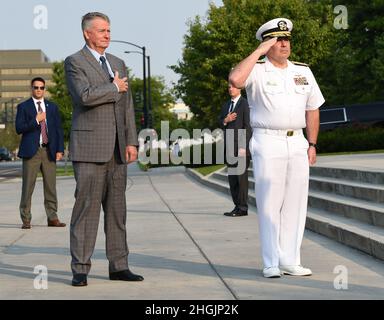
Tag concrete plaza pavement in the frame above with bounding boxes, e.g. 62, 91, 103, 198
315, 153, 384, 172
0, 154, 383, 300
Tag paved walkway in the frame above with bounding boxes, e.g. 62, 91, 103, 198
0, 155, 383, 299
316, 153, 384, 172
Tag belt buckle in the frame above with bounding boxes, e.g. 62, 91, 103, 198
286, 130, 294, 137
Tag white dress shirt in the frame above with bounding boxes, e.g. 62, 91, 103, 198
33, 97, 47, 145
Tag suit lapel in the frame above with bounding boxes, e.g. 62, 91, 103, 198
27, 98, 37, 117
44, 100, 52, 125
225, 100, 231, 114
81, 46, 111, 81
106, 53, 119, 77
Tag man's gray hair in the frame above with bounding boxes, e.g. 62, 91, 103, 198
82, 12, 110, 31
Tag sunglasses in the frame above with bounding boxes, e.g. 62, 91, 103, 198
32, 86, 45, 90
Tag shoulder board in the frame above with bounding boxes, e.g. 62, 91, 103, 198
292, 61, 309, 67
256, 60, 265, 64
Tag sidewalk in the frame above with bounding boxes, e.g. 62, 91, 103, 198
316, 153, 384, 172
0, 159, 383, 300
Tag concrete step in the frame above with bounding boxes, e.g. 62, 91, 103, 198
223, 166, 253, 177
212, 170, 255, 190
309, 175, 384, 203
231, 162, 384, 184
308, 190, 384, 228
216, 168, 384, 224
187, 169, 257, 206
306, 208, 384, 261
230, 164, 384, 185
310, 166, 384, 184
188, 167, 384, 261
215, 170, 384, 210
187, 168, 234, 198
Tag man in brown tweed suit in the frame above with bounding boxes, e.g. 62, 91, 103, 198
65, 12, 143, 286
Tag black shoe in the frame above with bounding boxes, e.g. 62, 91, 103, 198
224, 208, 248, 217
224, 207, 238, 216
72, 274, 87, 287
109, 269, 144, 281
21, 220, 31, 229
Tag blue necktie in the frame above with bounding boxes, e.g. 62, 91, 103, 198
228, 101, 235, 113
100, 56, 113, 82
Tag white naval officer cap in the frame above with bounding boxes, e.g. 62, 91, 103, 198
256, 18, 293, 41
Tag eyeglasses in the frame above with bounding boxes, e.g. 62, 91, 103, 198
32, 86, 45, 90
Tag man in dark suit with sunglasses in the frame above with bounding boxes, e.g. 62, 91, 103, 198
15, 77, 65, 229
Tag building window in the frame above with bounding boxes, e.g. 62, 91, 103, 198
31, 68, 52, 75
1, 91, 31, 98
1, 80, 31, 86
0, 69, 31, 75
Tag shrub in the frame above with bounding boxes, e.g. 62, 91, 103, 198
317, 123, 384, 153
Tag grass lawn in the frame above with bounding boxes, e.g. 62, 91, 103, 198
193, 164, 225, 176
56, 165, 74, 176
138, 162, 149, 171
318, 149, 384, 156
38, 164, 74, 177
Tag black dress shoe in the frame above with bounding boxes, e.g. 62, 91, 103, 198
224, 209, 248, 217
109, 269, 144, 281
21, 220, 31, 229
224, 207, 238, 216
72, 274, 87, 287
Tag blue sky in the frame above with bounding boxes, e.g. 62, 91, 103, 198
1, 0, 223, 86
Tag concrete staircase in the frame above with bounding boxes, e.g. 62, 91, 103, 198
187, 162, 384, 261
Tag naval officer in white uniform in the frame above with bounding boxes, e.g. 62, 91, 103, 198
229, 18, 325, 278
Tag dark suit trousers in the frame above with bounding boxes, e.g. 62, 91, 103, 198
228, 156, 251, 211
70, 145, 129, 275
19, 147, 58, 222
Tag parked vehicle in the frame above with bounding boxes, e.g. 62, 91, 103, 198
0, 147, 12, 161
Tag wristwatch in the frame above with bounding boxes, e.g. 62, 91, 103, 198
308, 142, 317, 149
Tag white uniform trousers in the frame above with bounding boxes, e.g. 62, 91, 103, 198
250, 129, 309, 268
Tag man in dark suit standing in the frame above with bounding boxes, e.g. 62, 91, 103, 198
219, 82, 252, 217
15, 77, 66, 229
65, 12, 143, 287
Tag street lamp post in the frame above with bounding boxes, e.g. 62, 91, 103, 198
147, 55, 152, 127
110, 40, 148, 128
124, 50, 152, 128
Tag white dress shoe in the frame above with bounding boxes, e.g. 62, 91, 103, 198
280, 265, 312, 276
263, 267, 281, 278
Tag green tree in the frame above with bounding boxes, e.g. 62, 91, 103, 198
48, 61, 73, 143
171, 0, 336, 128
0, 124, 20, 153
317, 0, 384, 105
129, 75, 179, 133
